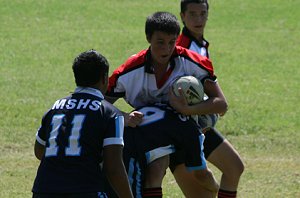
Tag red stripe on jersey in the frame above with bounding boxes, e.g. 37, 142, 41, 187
107, 49, 147, 94
174, 46, 215, 78
156, 63, 174, 89
176, 33, 191, 49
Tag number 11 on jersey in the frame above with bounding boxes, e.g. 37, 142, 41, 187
45, 114, 85, 157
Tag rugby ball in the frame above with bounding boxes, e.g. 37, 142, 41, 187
172, 76, 204, 105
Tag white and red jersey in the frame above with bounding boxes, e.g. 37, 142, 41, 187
106, 46, 216, 108
176, 27, 210, 58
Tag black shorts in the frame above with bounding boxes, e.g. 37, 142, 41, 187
120, 120, 206, 197
118, 105, 207, 197
169, 127, 224, 172
32, 192, 108, 198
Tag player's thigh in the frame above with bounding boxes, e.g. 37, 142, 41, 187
144, 155, 169, 187
207, 139, 244, 175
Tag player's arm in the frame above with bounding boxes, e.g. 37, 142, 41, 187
200, 80, 228, 115
34, 140, 45, 160
105, 95, 143, 127
103, 145, 133, 198
169, 80, 228, 116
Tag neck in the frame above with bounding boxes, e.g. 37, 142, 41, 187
192, 33, 203, 43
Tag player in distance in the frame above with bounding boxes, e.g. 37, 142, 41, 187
176, 1, 244, 197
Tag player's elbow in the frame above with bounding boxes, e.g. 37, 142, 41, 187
220, 100, 228, 113
34, 141, 45, 160
214, 98, 228, 114
34, 151, 43, 160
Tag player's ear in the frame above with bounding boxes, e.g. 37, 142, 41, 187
102, 75, 107, 84
180, 12, 184, 22
146, 35, 151, 43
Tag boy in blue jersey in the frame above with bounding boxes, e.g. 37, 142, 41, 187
176, 1, 244, 197
121, 104, 219, 198
32, 50, 133, 198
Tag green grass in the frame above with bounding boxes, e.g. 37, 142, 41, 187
0, 0, 299, 197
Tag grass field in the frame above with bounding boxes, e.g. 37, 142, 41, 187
0, 0, 299, 197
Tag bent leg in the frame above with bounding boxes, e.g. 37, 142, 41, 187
173, 164, 218, 198
207, 139, 244, 191
143, 155, 169, 198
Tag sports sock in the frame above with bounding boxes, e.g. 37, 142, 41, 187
218, 189, 237, 198
142, 187, 162, 198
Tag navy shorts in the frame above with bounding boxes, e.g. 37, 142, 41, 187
114, 105, 207, 197
169, 127, 224, 172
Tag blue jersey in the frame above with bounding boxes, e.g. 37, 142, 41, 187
120, 105, 206, 198
32, 87, 124, 194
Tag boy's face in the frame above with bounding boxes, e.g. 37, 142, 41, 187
148, 31, 177, 67
181, 3, 208, 37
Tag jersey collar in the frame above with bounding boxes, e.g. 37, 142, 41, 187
182, 27, 209, 48
144, 47, 176, 74
74, 87, 104, 99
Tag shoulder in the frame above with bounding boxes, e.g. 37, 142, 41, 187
174, 46, 215, 76
113, 49, 147, 76
176, 33, 191, 48
107, 49, 148, 94
101, 100, 123, 117
175, 46, 211, 65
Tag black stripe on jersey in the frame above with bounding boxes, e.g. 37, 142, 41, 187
182, 27, 209, 49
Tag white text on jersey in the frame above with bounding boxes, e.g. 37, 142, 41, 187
52, 99, 101, 111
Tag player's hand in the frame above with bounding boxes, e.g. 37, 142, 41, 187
168, 87, 190, 115
124, 111, 144, 127
219, 111, 226, 117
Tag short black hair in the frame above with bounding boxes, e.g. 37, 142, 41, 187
145, 11, 180, 39
72, 49, 109, 87
180, 0, 209, 13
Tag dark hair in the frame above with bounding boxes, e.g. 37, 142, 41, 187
72, 49, 109, 87
145, 11, 180, 39
180, 0, 209, 13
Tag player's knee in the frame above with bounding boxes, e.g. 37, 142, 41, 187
194, 169, 219, 192
194, 168, 211, 181
235, 158, 245, 177
225, 157, 244, 179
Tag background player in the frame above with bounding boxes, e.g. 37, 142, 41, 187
175, 1, 244, 197
32, 50, 133, 198
105, 11, 226, 197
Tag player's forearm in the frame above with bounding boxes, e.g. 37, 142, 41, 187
191, 97, 228, 115
103, 146, 134, 198
176, 97, 227, 116
34, 141, 45, 160
105, 165, 133, 198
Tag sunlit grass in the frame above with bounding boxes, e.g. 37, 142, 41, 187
0, 0, 299, 197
